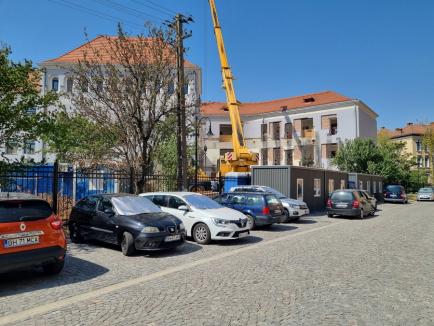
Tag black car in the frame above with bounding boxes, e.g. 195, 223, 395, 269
68, 194, 186, 256
383, 185, 408, 203
326, 189, 373, 219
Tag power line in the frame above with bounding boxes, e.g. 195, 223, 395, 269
129, 0, 174, 18
93, 0, 167, 24
143, 0, 178, 16
50, 0, 144, 28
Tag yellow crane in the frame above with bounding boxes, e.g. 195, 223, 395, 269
208, 0, 258, 175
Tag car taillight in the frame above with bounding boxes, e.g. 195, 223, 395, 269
48, 215, 63, 230
262, 207, 270, 215
326, 199, 332, 208
352, 200, 360, 208
400, 193, 404, 199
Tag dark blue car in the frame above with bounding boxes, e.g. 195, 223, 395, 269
213, 192, 285, 229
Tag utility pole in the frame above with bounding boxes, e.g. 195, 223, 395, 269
171, 14, 192, 191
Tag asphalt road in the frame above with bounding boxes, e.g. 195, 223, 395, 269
0, 202, 433, 325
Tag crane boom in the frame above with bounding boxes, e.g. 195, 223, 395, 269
208, 0, 258, 174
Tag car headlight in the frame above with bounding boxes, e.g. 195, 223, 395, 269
179, 222, 185, 230
289, 204, 300, 209
141, 226, 160, 233
212, 217, 230, 226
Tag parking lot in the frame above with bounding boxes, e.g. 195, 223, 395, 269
1, 202, 433, 325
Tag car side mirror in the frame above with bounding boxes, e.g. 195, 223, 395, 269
178, 205, 190, 212
104, 208, 115, 216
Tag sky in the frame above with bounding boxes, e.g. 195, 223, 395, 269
1, 0, 433, 129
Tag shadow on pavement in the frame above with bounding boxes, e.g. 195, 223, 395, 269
212, 235, 263, 246
257, 224, 298, 232
0, 256, 109, 296
141, 242, 203, 258
291, 219, 317, 225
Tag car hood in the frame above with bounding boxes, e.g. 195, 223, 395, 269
280, 198, 307, 206
116, 212, 180, 228
196, 207, 247, 220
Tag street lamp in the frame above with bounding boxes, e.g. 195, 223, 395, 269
195, 115, 213, 190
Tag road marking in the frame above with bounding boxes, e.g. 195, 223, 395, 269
0, 206, 404, 325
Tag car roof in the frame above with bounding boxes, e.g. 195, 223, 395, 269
86, 193, 135, 199
0, 192, 42, 200
224, 191, 275, 196
141, 192, 198, 197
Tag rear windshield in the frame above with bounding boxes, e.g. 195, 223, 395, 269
244, 195, 264, 206
0, 200, 53, 223
331, 191, 354, 201
386, 185, 402, 192
265, 195, 280, 206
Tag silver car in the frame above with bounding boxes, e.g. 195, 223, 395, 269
417, 187, 434, 201
228, 185, 309, 221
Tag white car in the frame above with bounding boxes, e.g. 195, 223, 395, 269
140, 192, 250, 244
229, 185, 309, 221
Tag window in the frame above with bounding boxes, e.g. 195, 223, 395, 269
296, 179, 304, 201
261, 148, 268, 165
425, 156, 430, 168
313, 178, 321, 197
272, 122, 280, 140
328, 179, 334, 194
285, 150, 293, 165
245, 195, 263, 206
182, 83, 189, 95
167, 81, 175, 95
5, 142, 18, 155
66, 78, 73, 92
98, 198, 113, 212
168, 196, 187, 209
417, 156, 423, 168
359, 180, 363, 190
229, 194, 245, 205
379, 181, 383, 192
284, 123, 292, 139
416, 140, 422, 152
51, 78, 59, 92
373, 181, 377, 194
340, 179, 346, 189
88, 178, 104, 191
150, 195, 166, 207
80, 196, 98, 212
367, 181, 371, 194
23, 141, 35, 154
330, 117, 338, 135
261, 124, 267, 141
273, 147, 280, 165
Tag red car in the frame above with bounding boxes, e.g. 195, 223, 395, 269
0, 193, 67, 275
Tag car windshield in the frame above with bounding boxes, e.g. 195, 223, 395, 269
184, 194, 222, 209
112, 196, 161, 215
263, 187, 287, 199
386, 185, 402, 192
0, 200, 52, 223
419, 188, 433, 193
331, 191, 354, 201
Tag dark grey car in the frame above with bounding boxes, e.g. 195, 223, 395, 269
326, 190, 374, 219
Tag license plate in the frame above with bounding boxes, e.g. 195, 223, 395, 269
4, 236, 39, 248
274, 210, 282, 214
336, 204, 347, 208
390, 194, 397, 198
164, 235, 181, 242
238, 232, 248, 238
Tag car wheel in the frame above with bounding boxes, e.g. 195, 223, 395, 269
283, 209, 290, 223
245, 214, 255, 230
42, 258, 65, 275
69, 222, 84, 244
192, 223, 211, 244
327, 213, 333, 218
121, 232, 136, 256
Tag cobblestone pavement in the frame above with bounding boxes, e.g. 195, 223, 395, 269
1, 202, 433, 325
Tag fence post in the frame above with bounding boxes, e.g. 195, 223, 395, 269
52, 160, 59, 214
129, 166, 135, 194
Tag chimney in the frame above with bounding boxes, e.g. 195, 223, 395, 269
395, 128, 403, 134
407, 122, 413, 126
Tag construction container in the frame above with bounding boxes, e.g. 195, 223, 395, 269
324, 170, 349, 197
223, 172, 251, 193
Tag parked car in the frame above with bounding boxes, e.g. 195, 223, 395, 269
214, 192, 285, 229
383, 185, 408, 203
0, 193, 66, 275
326, 189, 374, 218
417, 187, 434, 201
360, 190, 378, 210
228, 185, 309, 221
140, 192, 250, 244
69, 194, 185, 256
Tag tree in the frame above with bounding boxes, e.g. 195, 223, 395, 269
422, 125, 434, 183
67, 25, 186, 192
332, 139, 381, 173
0, 47, 57, 159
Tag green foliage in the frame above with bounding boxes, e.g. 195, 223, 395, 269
41, 111, 117, 163
422, 126, 434, 181
0, 47, 57, 149
332, 138, 413, 184
406, 169, 429, 193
